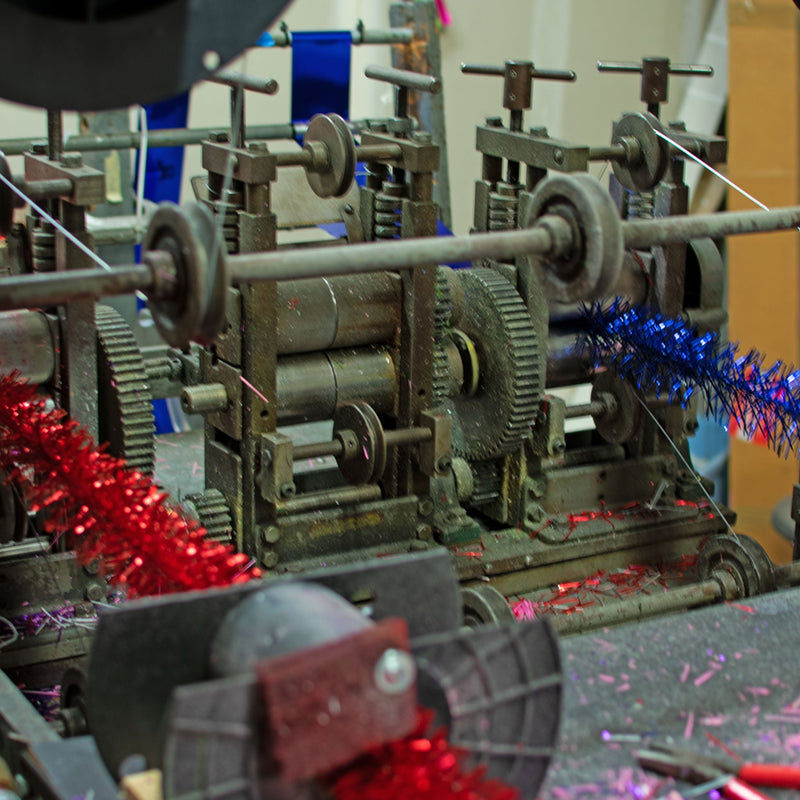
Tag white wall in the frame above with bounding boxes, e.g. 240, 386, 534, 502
0, 0, 717, 234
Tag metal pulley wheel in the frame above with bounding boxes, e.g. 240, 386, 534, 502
0, 152, 13, 238
142, 202, 227, 348
303, 114, 358, 199
697, 534, 777, 599
461, 584, 517, 627
591, 371, 642, 445
0, 0, 291, 110
611, 111, 670, 193
333, 401, 387, 485
525, 173, 623, 303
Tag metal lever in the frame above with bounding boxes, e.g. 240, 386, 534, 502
364, 64, 441, 121
206, 70, 279, 96
597, 57, 713, 115
460, 60, 576, 112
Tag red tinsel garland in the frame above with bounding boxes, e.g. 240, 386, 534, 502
0, 371, 260, 596
326, 709, 519, 800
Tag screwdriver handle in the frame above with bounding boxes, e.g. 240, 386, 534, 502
739, 762, 800, 789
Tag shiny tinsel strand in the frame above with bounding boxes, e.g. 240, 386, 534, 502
0, 371, 260, 596
583, 301, 800, 457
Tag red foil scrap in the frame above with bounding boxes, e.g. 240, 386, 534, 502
513, 557, 698, 620
0, 371, 260, 597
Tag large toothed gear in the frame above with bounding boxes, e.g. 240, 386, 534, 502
440, 268, 543, 459
181, 488, 234, 544
95, 305, 155, 475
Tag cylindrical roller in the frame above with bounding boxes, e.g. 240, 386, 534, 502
0, 310, 56, 383
277, 348, 396, 424
276, 273, 401, 354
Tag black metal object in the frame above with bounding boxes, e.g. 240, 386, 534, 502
0, 0, 291, 110
87, 549, 461, 777
413, 618, 562, 800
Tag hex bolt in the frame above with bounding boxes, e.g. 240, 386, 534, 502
262, 550, 279, 568
279, 482, 296, 499
415, 523, 432, 541
373, 648, 417, 694
417, 497, 434, 517
437, 455, 452, 473
261, 525, 280, 544
84, 583, 106, 603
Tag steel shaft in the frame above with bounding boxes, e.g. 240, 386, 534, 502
1, 204, 800, 313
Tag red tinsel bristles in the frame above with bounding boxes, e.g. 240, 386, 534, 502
325, 708, 519, 800
0, 371, 260, 597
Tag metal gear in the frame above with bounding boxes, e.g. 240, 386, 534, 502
441, 268, 542, 459
95, 305, 155, 475
180, 489, 233, 544
470, 460, 502, 506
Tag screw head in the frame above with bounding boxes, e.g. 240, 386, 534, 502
437, 455, 452, 473
374, 648, 416, 694
262, 550, 279, 568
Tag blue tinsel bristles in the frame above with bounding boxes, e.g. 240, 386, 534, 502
583, 300, 800, 457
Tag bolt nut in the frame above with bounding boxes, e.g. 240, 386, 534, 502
84, 583, 106, 603
262, 550, 279, 568
248, 141, 268, 153
486, 116, 504, 128
261, 525, 280, 544
31, 143, 48, 155
411, 130, 433, 144
208, 131, 230, 143
417, 497, 434, 517
415, 523, 433, 541
374, 648, 416, 695
279, 482, 296, 499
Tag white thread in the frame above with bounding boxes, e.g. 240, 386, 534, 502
0, 170, 112, 272
654, 128, 770, 212
636, 396, 739, 542
136, 105, 149, 223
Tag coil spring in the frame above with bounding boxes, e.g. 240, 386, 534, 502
206, 187, 243, 254
31, 221, 55, 272
488, 182, 519, 231
374, 180, 406, 239
627, 191, 654, 220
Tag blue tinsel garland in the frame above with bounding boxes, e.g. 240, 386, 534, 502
583, 300, 800, 457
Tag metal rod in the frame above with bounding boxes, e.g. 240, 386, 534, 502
277, 484, 382, 516
12, 177, 74, 201
365, 65, 441, 94
623, 206, 800, 249
229, 225, 555, 283
0, 119, 410, 156
208, 70, 278, 95
275, 142, 403, 169
3, 204, 800, 313
47, 110, 62, 162
0, 265, 151, 310
266, 27, 413, 47
588, 144, 627, 162
550, 579, 721, 635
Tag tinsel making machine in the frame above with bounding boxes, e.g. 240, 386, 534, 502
0, 2, 800, 799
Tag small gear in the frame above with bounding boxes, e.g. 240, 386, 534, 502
95, 305, 155, 474
470, 460, 502, 506
440, 268, 543, 459
181, 489, 234, 544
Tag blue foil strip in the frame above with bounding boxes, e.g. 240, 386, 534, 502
291, 31, 352, 126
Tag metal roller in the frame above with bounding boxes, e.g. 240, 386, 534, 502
277, 348, 397, 424
276, 273, 401, 354
0, 310, 56, 384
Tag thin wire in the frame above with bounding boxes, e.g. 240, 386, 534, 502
653, 128, 770, 212
136, 105, 149, 223
0, 171, 112, 272
0, 616, 19, 649
636, 396, 739, 542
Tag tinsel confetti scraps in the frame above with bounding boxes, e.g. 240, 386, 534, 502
583, 300, 800, 456
0, 371, 260, 597
325, 708, 519, 800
